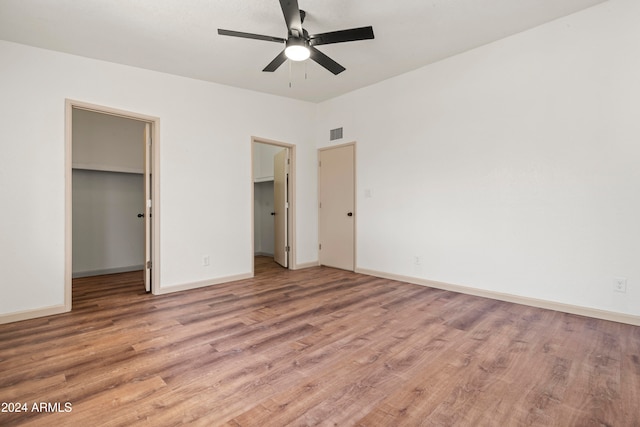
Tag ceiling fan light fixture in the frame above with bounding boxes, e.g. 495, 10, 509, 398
284, 38, 310, 61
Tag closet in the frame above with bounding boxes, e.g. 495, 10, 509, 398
253, 143, 286, 258
72, 108, 146, 278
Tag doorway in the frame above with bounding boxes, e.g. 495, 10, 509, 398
252, 137, 296, 274
318, 143, 356, 271
65, 100, 160, 310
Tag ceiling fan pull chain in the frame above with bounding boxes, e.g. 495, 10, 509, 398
289, 60, 292, 88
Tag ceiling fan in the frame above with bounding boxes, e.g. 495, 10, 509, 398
217, 0, 374, 75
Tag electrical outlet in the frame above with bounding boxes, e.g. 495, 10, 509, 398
414, 256, 422, 266
613, 277, 627, 293
203, 255, 210, 267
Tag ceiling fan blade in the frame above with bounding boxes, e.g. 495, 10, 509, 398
279, 0, 303, 35
309, 26, 375, 46
263, 50, 288, 72
218, 29, 286, 43
309, 46, 346, 75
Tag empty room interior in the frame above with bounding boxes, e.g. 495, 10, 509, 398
0, 0, 639, 425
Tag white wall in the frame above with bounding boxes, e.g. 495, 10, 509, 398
72, 169, 145, 276
72, 108, 145, 173
253, 142, 284, 181
316, 0, 640, 317
0, 40, 317, 318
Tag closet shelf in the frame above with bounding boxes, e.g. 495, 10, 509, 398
254, 176, 274, 183
72, 163, 144, 174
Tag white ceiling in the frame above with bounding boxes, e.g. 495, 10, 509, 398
0, 0, 607, 103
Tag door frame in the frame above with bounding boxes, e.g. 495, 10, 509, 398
272, 148, 289, 268
318, 141, 357, 271
65, 99, 161, 310
251, 136, 296, 274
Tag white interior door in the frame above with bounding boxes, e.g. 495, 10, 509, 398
273, 148, 288, 268
144, 123, 152, 292
319, 144, 355, 270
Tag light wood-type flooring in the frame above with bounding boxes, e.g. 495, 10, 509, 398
1, 257, 639, 426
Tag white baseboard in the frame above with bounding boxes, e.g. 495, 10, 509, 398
155, 273, 253, 295
355, 267, 640, 327
292, 261, 319, 270
0, 304, 69, 325
253, 255, 317, 270
73, 265, 144, 278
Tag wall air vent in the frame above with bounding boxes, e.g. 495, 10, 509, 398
330, 127, 343, 141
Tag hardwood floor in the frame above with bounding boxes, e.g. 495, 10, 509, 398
1, 257, 639, 426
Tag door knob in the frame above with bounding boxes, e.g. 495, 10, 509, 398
271, 212, 276, 216
137, 213, 144, 218
347, 212, 353, 217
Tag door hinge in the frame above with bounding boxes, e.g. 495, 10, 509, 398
146, 261, 152, 269
319, 243, 322, 250
285, 246, 290, 252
